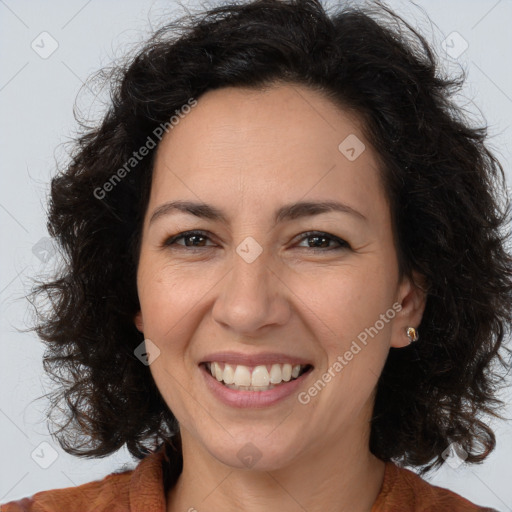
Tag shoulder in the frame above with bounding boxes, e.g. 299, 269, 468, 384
0, 470, 134, 512
0, 447, 168, 512
373, 462, 499, 512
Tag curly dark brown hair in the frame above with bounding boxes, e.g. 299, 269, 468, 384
29, 0, 512, 476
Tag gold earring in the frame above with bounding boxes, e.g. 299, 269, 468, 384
406, 327, 419, 343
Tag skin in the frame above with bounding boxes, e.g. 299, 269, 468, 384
134, 83, 426, 512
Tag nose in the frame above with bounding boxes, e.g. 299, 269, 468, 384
211, 245, 291, 337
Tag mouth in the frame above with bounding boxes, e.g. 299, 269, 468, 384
200, 361, 314, 392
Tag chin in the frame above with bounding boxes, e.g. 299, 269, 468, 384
202, 430, 305, 472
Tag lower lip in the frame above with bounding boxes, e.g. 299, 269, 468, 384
200, 364, 313, 408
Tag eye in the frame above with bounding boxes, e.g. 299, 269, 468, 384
162, 230, 350, 251
294, 231, 350, 251
163, 230, 215, 248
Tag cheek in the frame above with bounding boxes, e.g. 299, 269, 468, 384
137, 265, 192, 348
295, 263, 396, 350
310, 266, 396, 405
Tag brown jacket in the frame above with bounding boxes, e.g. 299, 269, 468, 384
1, 446, 497, 511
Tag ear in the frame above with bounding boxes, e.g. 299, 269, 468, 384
134, 311, 144, 333
390, 271, 428, 348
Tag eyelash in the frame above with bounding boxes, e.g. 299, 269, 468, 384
162, 230, 350, 252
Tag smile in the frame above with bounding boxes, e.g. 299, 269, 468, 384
205, 362, 312, 391
200, 359, 314, 408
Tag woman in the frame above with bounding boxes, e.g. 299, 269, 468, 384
2, 0, 511, 510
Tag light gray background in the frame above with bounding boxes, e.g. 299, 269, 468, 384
1, 0, 511, 509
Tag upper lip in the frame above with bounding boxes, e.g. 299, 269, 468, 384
200, 351, 313, 367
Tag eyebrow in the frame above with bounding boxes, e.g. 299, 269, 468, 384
149, 199, 367, 226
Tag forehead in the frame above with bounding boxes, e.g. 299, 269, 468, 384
149, 83, 388, 224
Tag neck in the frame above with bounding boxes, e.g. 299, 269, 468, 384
166, 422, 385, 512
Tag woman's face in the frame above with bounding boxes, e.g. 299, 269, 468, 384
135, 83, 425, 470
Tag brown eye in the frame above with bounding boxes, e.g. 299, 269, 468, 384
295, 231, 350, 251
163, 230, 215, 248
162, 230, 350, 252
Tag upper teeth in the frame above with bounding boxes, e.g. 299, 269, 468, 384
208, 362, 304, 387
